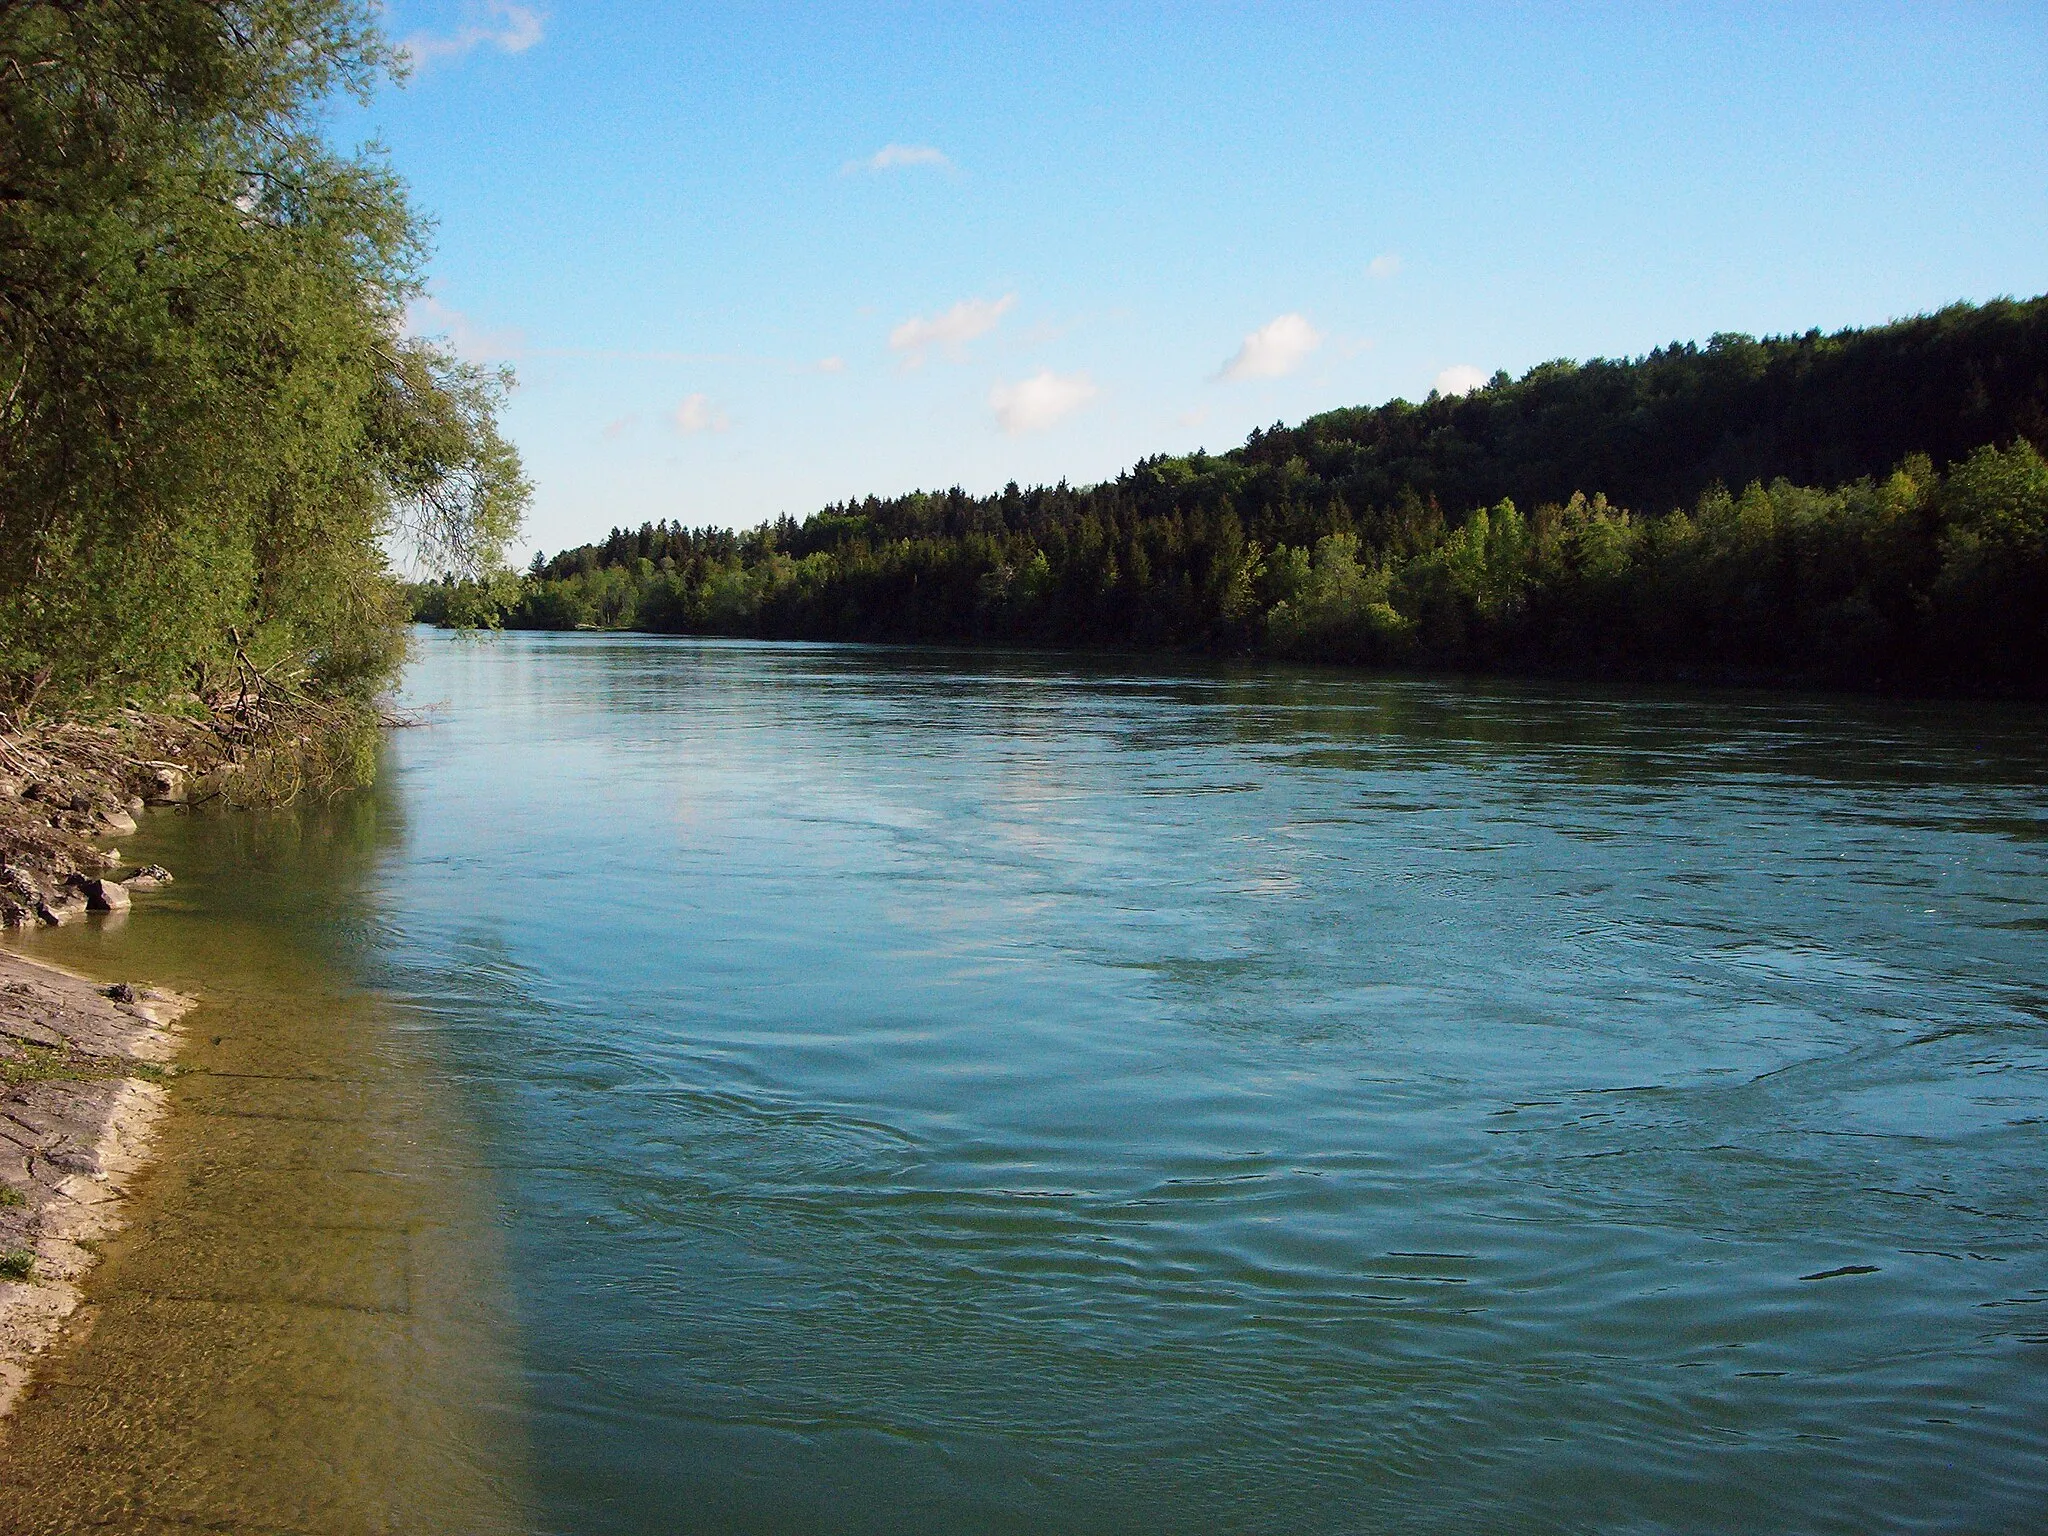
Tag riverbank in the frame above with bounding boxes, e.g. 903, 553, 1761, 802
0, 711, 215, 930
0, 714, 206, 1419
0, 949, 189, 1419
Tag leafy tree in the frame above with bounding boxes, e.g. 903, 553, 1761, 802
0, 0, 525, 734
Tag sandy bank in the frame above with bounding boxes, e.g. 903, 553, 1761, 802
0, 950, 189, 1421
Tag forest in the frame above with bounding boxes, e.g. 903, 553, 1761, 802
418, 299, 2048, 694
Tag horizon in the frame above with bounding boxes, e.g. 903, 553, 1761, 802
356, 3, 2048, 560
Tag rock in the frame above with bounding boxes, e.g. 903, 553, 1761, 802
105, 982, 139, 1004
0, 1017, 63, 1047
98, 808, 138, 836
36, 895, 87, 926
96, 847, 122, 869
0, 777, 19, 800
121, 865, 173, 891
83, 879, 129, 913
0, 898, 29, 929
142, 766, 188, 805
125, 796, 144, 814
43, 1139, 100, 1176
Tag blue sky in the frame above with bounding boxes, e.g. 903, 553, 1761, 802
350, 2, 2048, 560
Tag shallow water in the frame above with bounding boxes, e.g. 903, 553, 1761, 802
12, 630, 2048, 1532
0, 789, 529, 1532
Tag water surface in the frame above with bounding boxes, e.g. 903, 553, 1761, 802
11, 630, 2048, 1533
375, 633, 2048, 1534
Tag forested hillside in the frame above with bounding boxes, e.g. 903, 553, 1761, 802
422, 299, 2048, 694
1, 0, 523, 785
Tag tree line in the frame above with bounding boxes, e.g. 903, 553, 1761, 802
419, 299, 2047, 694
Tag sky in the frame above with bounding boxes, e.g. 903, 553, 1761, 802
345, 2, 2048, 561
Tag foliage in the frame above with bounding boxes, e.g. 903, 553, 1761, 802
424, 301, 2047, 695
0, 0, 526, 736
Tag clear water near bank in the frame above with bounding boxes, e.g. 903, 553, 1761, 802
0, 790, 530, 1533
7, 629, 2048, 1534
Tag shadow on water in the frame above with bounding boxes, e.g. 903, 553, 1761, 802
0, 773, 530, 1534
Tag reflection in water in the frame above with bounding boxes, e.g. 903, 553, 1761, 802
4, 630, 2047, 1534
0, 790, 529, 1534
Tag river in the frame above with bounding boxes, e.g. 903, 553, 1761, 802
4, 630, 2045, 1533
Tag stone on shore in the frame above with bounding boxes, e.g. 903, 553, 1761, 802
143, 766, 188, 805
34, 895, 86, 926
83, 879, 129, 913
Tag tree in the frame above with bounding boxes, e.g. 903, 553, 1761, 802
0, 0, 526, 723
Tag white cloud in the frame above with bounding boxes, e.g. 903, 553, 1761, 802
989, 370, 1098, 434
1367, 253, 1402, 279
889, 293, 1015, 366
815, 355, 846, 374
847, 143, 954, 174
404, 292, 525, 363
602, 414, 635, 440
671, 394, 730, 434
1220, 313, 1322, 381
1435, 365, 1488, 396
401, 2, 544, 68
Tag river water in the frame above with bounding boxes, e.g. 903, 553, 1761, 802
5, 630, 2047, 1533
